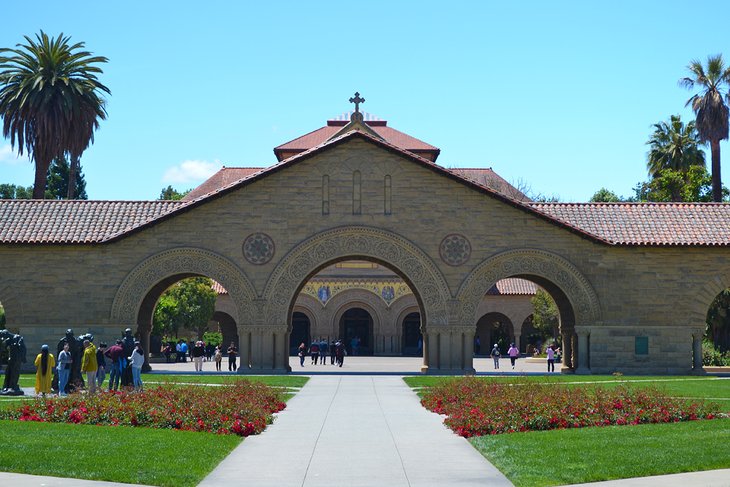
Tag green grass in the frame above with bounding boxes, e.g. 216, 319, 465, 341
470, 418, 730, 487
18, 372, 308, 388
0, 420, 241, 487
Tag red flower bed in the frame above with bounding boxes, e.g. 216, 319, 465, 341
421, 378, 724, 438
1, 380, 286, 436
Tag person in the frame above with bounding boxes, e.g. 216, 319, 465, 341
474, 335, 481, 355
490, 343, 501, 370
227, 342, 238, 372
180, 340, 189, 363
96, 342, 107, 389
34, 344, 55, 396
104, 340, 125, 391
350, 336, 359, 356
507, 342, 519, 370
329, 340, 336, 365
57, 329, 82, 392
80, 339, 98, 394
546, 344, 555, 373
57, 342, 72, 396
205, 343, 214, 362
319, 338, 328, 366
417, 337, 423, 355
162, 343, 173, 363
121, 329, 136, 387
192, 340, 205, 371
335, 340, 345, 367
175, 341, 183, 362
298, 342, 306, 367
129, 341, 145, 391
214, 346, 222, 371
309, 340, 320, 365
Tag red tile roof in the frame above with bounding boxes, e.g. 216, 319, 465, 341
0, 200, 182, 244
212, 280, 228, 295
529, 202, 730, 246
450, 168, 530, 202
488, 278, 539, 295
274, 118, 440, 161
183, 167, 263, 201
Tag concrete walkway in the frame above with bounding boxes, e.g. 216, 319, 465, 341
199, 375, 511, 487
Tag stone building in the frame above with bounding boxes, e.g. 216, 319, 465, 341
1, 96, 729, 375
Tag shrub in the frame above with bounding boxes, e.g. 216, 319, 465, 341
421, 377, 724, 438
0, 380, 286, 437
702, 340, 730, 366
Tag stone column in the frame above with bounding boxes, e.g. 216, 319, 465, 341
237, 325, 250, 371
421, 328, 430, 373
244, 325, 290, 373
561, 329, 573, 372
273, 325, 291, 372
462, 327, 476, 375
138, 324, 152, 372
692, 329, 705, 374
513, 332, 522, 352
424, 326, 475, 374
574, 326, 591, 375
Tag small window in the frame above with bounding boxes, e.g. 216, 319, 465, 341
635, 336, 649, 355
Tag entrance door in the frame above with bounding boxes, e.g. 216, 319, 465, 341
339, 307, 373, 356
290, 312, 311, 355
402, 312, 422, 356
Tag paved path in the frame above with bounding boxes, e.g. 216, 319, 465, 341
199, 375, 510, 487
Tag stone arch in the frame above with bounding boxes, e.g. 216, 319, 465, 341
111, 247, 257, 326
688, 275, 730, 326
330, 292, 383, 337
263, 226, 451, 328
457, 249, 600, 326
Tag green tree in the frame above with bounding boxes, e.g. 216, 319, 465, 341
0, 31, 110, 199
646, 115, 705, 188
153, 278, 216, 340
632, 166, 718, 202
45, 155, 87, 199
680, 54, 730, 202
0, 303, 5, 326
158, 185, 190, 200
0, 183, 32, 199
589, 188, 622, 202
706, 289, 730, 352
530, 289, 559, 339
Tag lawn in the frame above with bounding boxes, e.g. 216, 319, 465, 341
0, 419, 241, 487
406, 375, 730, 486
471, 418, 730, 487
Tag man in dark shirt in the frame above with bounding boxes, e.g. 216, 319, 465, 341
227, 342, 238, 372
104, 340, 124, 391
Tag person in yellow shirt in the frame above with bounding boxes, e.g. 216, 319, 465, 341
34, 344, 55, 396
80, 340, 98, 394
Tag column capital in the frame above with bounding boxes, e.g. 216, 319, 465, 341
574, 326, 592, 335
244, 324, 288, 334
428, 325, 474, 335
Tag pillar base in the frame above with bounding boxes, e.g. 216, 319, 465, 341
690, 367, 707, 376
424, 368, 475, 375
574, 366, 592, 375
560, 366, 575, 374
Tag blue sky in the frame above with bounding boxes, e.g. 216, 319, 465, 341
1, 0, 729, 201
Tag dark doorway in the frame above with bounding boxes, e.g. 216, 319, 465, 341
476, 312, 514, 355
290, 312, 311, 355
402, 312, 422, 356
339, 307, 373, 356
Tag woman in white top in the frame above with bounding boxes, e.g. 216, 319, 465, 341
128, 342, 145, 391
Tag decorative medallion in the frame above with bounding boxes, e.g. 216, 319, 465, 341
439, 234, 471, 266
243, 233, 275, 265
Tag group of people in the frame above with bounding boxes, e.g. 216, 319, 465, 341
161, 340, 238, 372
34, 328, 146, 396
298, 339, 346, 367
488, 342, 562, 372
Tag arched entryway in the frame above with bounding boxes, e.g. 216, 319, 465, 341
290, 311, 311, 354
213, 311, 238, 357
339, 307, 374, 356
401, 311, 422, 356
476, 312, 514, 356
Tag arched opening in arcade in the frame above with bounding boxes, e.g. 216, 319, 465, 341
290, 258, 425, 371
704, 287, 730, 366
475, 312, 513, 356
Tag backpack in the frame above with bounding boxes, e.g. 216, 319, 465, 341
492, 347, 500, 357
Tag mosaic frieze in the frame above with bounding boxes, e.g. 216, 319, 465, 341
302, 279, 412, 306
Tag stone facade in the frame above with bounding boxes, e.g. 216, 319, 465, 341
2, 135, 727, 374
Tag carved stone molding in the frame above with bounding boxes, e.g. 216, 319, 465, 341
239, 324, 289, 335
262, 226, 451, 327
243, 233, 275, 265
111, 248, 256, 325
428, 325, 475, 335
456, 249, 600, 326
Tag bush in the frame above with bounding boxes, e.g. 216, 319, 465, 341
702, 340, 730, 366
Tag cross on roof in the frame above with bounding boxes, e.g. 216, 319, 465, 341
349, 92, 365, 113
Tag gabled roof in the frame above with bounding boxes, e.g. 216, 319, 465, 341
2, 130, 730, 247
274, 117, 440, 162
183, 167, 263, 201
488, 278, 539, 295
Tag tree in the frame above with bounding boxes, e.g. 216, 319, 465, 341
46, 155, 87, 199
158, 185, 190, 200
646, 115, 705, 181
0, 31, 110, 199
680, 54, 730, 202
152, 278, 216, 340
0, 303, 5, 327
706, 289, 730, 352
0, 183, 32, 199
590, 188, 622, 202
530, 289, 559, 339
631, 166, 718, 202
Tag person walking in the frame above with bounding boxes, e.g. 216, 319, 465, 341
298, 342, 306, 367
490, 343, 501, 370
96, 343, 107, 389
104, 340, 124, 391
80, 339, 98, 394
214, 346, 223, 371
34, 344, 55, 396
507, 342, 519, 370
319, 338, 328, 366
192, 341, 205, 371
57, 342, 72, 396
335, 340, 345, 367
309, 340, 320, 365
227, 342, 238, 372
546, 345, 555, 373
129, 341, 145, 391
330, 340, 336, 365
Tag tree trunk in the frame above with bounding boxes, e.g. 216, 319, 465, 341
32, 158, 51, 199
67, 155, 79, 200
711, 140, 722, 202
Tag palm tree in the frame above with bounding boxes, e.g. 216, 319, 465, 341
0, 31, 109, 199
680, 55, 730, 202
646, 114, 705, 178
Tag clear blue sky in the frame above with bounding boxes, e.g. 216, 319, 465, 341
1, 0, 729, 201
